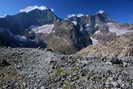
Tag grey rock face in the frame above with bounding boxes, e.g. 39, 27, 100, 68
67, 12, 109, 35
95, 12, 109, 24
43, 12, 110, 54
92, 24, 117, 44
44, 20, 92, 54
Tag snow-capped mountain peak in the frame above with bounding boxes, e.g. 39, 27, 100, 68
97, 10, 105, 14
67, 13, 84, 18
67, 14, 76, 18
20, 5, 54, 13
77, 13, 84, 17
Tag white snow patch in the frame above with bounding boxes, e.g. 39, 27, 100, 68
107, 22, 133, 36
77, 13, 84, 17
95, 23, 100, 27
32, 24, 55, 34
85, 24, 90, 27
91, 37, 98, 45
72, 21, 77, 25
20, 5, 53, 13
15, 35, 27, 42
98, 10, 105, 14
67, 14, 76, 18
50, 8, 54, 12
95, 30, 101, 34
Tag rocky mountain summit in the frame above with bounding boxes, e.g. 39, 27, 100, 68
0, 48, 133, 89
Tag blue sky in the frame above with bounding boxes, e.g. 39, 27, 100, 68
0, 0, 133, 23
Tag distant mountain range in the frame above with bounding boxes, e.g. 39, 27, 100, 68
0, 8, 133, 54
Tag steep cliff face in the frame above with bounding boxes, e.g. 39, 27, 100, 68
67, 11, 109, 36
40, 11, 109, 54
43, 20, 92, 54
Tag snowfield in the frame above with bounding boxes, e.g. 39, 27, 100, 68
90, 37, 98, 44
32, 24, 55, 34
107, 22, 133, 36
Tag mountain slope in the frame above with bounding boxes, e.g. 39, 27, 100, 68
76, 34, 133, 57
